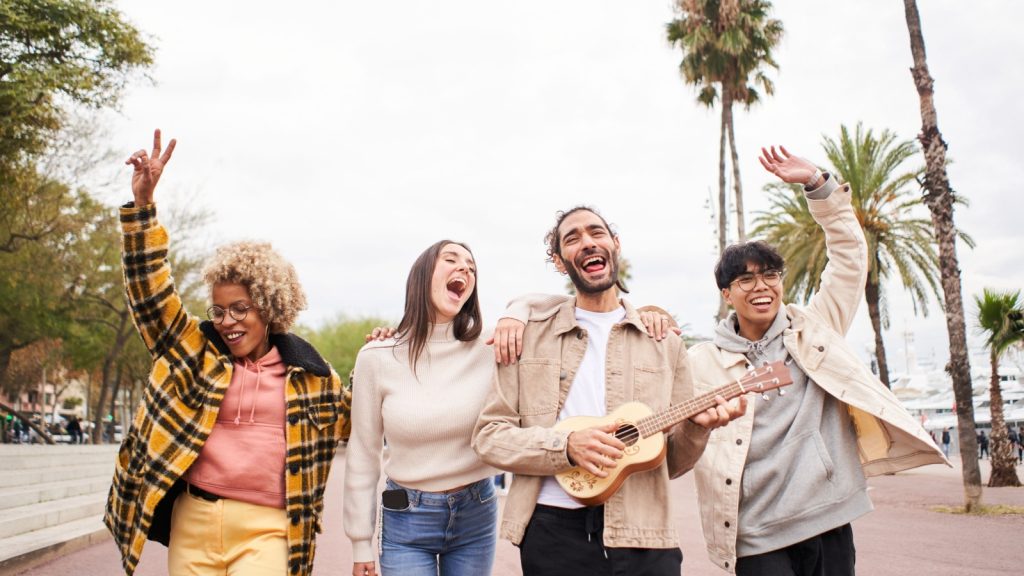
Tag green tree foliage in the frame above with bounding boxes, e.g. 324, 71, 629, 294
0, 180, 104, 379
752, 123, 972, 387
1, 0, 154, 395
974, 289, 1024, 487
297, 316, 394, 389
0, 0, 153, 164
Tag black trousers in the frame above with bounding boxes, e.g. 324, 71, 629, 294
519, 504, 683, 576
735, 523, 856, 576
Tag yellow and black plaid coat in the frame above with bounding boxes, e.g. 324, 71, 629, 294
104, 204, 351, 576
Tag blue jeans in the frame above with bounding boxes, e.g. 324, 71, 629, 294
380, 477, 498, 576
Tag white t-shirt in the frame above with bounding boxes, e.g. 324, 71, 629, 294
536, 305, 626, 509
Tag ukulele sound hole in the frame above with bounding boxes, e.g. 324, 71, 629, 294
615, 423, 640, 447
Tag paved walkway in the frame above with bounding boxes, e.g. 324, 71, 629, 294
19, 451, 1024, 575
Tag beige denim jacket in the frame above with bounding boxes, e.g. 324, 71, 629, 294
473, 298, 710, 548
688, 183, 949, 572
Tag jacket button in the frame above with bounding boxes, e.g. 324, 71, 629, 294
559, 370, 568, 380
736, 439, 743, 445
291, 512, 300, 525
725, 562, 730, 569
290, 463, 300, 475
289, 414, 299, 425
817, 345, 825, 352
725, 478, 732, 485
724, 521, 730, 528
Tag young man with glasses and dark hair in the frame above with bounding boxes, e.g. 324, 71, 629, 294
686, 146, 947, 575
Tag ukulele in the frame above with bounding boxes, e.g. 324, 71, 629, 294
554, 360, 792, 506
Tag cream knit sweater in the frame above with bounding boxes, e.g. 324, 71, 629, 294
343, 322, 500, 562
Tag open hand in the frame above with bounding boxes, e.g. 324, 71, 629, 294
487, 318, 525, 366
758, 145, 819, 187
364, 327, 396, 343
637, 306, 682, 342
126, 128, 176, 206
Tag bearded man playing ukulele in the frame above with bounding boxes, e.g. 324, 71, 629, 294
473, 206, 746, 576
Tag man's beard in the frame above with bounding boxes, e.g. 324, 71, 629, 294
565, 252, 620, 295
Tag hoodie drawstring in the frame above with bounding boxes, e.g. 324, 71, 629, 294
234, 358, 264, 425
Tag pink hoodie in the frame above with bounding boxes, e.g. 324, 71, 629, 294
188, 346, 287, 508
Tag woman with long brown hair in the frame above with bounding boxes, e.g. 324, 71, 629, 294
343, 240, 547, 576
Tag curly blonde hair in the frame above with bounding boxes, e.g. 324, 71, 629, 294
201, 241, 307, 334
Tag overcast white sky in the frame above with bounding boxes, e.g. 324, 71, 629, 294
104, 0, 1023, 372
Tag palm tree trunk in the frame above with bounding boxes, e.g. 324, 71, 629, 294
725, 98, 746, 242
987, 351, 1021, 486
864, 277, 891, 388
717, 92, 730, 322
902, 0, 982, 511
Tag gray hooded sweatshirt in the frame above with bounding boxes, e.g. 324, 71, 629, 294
713, 308, 872, 556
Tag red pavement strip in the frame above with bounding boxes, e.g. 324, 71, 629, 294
18, 451, 1024, 576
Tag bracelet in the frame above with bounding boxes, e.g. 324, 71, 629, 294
805, 168, 823, 189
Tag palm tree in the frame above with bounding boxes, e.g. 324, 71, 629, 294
753, 124, 968, 388
902, 0, 981, 512
666, 0, 783, 320
973, 289, 1023, 487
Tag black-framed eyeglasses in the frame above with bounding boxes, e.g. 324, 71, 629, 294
730, 269, 784, 292
206, 302, 256, 324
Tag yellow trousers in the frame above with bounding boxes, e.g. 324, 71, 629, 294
168, 491, 288, 575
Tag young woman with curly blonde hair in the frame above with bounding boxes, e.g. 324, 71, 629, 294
105, 129, 351, 576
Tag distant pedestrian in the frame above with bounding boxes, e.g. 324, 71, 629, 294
977, 430, 989, 459
941, 428, 951, 458
1008, 427, 1020, 464
66, 416, 82, 444
12, 418, 24, 444
1018, 425, 1024, 464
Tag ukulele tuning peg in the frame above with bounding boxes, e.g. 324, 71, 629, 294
778, 389, 786, 396
761, 393, 770, 401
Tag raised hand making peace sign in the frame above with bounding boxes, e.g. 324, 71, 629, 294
125, 129, 177, 206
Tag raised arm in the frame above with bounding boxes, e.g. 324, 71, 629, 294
491, 293, 571, 364
759, 145, 867, 334
120, 129, 200, 358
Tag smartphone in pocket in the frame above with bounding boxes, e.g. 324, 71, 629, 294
382, 488, 409, 510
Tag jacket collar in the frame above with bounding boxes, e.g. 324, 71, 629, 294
549, 297, 645, 336
199, 321, 331, 377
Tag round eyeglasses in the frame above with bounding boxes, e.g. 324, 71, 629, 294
730, 269, 783, 292
206, 302, 256, 324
